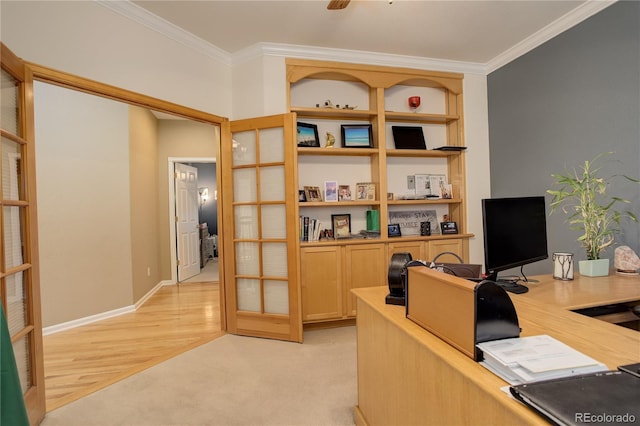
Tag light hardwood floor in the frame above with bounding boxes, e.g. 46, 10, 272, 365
43, 282, 222, 412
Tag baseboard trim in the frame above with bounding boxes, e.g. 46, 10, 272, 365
43, 280, 173, 336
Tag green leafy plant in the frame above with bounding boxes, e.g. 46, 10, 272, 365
547, 152, 639, 260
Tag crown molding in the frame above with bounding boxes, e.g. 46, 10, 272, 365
233, 43, 487, 75
99, 0, 616, 76
95, 0, 232, 66
486, 0, 617, 73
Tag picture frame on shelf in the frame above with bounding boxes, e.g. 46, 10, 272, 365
324, 181, 338, 202
331, 214, 351, 239
440, 221, 459, 234
429, 174, 448, 197
388, 224, 402, 237
341, 124, 373, 148
298, 190, 307, 202
303, 186, 322, 202
356, 182, 376, 201
297, 122, 320, 147
338, 185, 352, 201
440, 183, 453, 199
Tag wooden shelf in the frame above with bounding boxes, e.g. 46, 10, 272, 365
385, 111, 459, 124
386, 149, 461, 158
388, 198, 462, 205
292, 106, 377, 120
297, 147, 378, 156
299, 200, 381, 208
288, 59, 470, 326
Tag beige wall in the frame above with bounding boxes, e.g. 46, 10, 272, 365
157, 120, 219, 279
34, 82, 133, 327
129, 107, 162, 302
1, 0, 232, 117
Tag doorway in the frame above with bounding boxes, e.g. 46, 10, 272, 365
169, 158, 218, 284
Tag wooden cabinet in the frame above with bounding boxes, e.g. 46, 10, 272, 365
300, 246, 342, 322
301, 243, 386, 321
344, 243, 386, 317
288, 59, 473, 325
388, 237, 466, 264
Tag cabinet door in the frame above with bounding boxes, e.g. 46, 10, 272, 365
300, 246, 342, 322
426, 239, 464, 262
345, 244, 386, 317
388, 241, 426, 264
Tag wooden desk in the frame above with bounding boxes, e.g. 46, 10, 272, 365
353, 275, 640, 426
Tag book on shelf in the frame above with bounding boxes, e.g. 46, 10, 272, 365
476, 335, 608, 385
299, 216, 322, 242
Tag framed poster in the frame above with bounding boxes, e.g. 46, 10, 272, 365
388, 210, 439, 236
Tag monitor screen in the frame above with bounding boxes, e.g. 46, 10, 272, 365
391, 126, 426, 150
482, 196, 548, 280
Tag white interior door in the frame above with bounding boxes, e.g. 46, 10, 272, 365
175, 163, 200, 281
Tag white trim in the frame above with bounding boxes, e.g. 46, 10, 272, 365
486, 0, 617, 73
42, 305, 134, 336
233, 42, 487, 75
95, 0, 231, 66
167, 157, 217, 285
42, 279, 173, 336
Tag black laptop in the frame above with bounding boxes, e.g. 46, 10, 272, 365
510, 369, 640, 425
391, 126, 426, 150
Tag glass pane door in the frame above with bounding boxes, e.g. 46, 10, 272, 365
222, 114, 301, 342
1, 43, 46, 424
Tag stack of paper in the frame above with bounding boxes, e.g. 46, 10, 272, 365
476, 335, 608, 385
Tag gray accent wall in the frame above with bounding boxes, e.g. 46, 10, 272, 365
487, 1, 639, 276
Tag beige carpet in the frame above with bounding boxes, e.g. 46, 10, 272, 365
41, 326, 357, 426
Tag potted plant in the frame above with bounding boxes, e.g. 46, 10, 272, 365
547, 152, 639, 277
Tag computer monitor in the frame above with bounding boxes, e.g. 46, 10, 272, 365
482, 196, 549, 284
391, 126, 426, 150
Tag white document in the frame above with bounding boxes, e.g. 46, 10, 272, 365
477, 335, 608, 385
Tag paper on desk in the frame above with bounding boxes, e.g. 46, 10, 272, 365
477, 335, 608, 384
478, 335, 598, 368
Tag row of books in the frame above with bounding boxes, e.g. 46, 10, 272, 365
300, 216, 323, 242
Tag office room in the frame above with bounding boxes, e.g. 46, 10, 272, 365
1, 1, 638, 425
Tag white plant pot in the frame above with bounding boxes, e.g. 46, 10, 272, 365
578, 259, 610, 277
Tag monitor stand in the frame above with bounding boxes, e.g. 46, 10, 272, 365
484, 272, 529, 294
495, 280, 529, 294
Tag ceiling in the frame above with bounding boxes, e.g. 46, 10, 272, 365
130, 0, 604, 65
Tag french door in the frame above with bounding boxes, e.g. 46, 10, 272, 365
221, 114, 302, 342
1, 43, 46, 424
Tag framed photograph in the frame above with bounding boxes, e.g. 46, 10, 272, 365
420, 221, 431, 236
324, 181, 338, 202
297, 122, 320, 147
428, 174, 448, 197
303, 186, 322, 202
440, 183, 453, 199
356, 182, 376, 201
331, 214, 351, 239
338, 185, 352, 201
298, 190, 307, 202
388, 224, 402, 237
440, 221, 459, 234
341, 124, 373, 148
